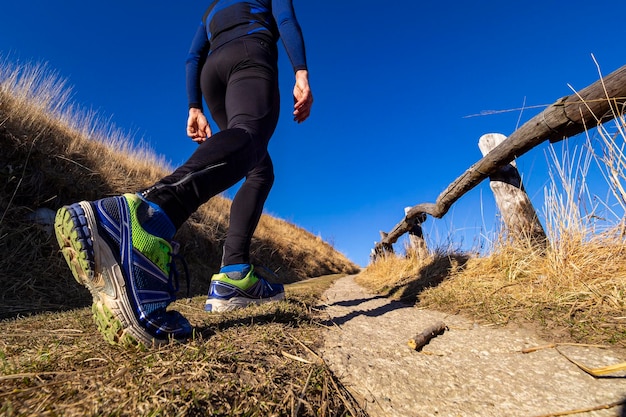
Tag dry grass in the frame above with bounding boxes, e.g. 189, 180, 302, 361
0, 282, 364, 416
0, 57, 362, 416
417, 237, 626, 345
0, 56, 358, 318
356, 249, 469, 303
359, 82, 626, 347
361, 216, 626, 347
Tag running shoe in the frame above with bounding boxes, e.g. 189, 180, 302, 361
54, 193, 192, 347
204, 265, 285, 312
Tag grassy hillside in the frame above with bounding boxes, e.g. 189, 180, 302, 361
0, 59, 363, 416
0, 59, 359, 319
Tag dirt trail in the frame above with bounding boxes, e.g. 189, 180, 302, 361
318, 275, 626, 417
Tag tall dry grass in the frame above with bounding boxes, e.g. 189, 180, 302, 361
0, 56, 358, 318
0, 56, 363, 416
0, 57, 169, 168
359, 81, 626, 346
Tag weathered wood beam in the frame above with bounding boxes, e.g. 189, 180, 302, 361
376, 64, 626, 253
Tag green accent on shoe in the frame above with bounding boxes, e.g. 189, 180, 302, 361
54, 197, 192, 347
211, 267, 260, 290
205, 265, 285, 312
123, 193, 173, 275
92, 303, 139, 348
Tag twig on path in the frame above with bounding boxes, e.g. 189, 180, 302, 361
521, 343, 558, 353
408, 321, 447, 351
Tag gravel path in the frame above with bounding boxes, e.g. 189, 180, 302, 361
319, 275, 626, 417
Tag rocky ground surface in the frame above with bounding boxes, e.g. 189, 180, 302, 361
318, 275, 626, 417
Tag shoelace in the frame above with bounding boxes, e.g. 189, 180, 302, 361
168, 241, 191, 299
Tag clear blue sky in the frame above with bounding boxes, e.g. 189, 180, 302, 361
2, 1, 625, 266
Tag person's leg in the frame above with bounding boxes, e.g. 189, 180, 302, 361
139, 36, 283, 313
197, 37, 285, 312
221, 153, 274, 266
143, 37, 279, 232
218, 37, 280, 267
52, 38, 261, 345
204, 154, 283, 312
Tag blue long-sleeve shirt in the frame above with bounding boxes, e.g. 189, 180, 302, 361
186, 0, 308, 109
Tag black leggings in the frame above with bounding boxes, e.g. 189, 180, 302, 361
144, 35, 280, 266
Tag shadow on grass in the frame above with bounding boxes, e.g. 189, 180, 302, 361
311, 254, 470, 328
385, 252, 470, 304
193, 299, 314, 339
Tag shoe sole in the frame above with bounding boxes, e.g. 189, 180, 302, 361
205, 292, 285, 313
54, 202, 168, 347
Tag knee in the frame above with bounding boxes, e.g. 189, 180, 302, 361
256, 165, 275, 190
248, 159, 274, 191
230, 116, 276, 146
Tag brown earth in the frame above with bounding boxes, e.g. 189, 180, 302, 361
318, 275, 626, 417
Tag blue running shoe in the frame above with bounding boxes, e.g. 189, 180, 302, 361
54, 193, 192, 347
205, 265, 285, 312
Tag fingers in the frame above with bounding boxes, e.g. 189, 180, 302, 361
293, 71, 313, 123
293, 90, 313, 123
293, 103, 311, 122
186, 124, 198, 138
187, 110, 211, 142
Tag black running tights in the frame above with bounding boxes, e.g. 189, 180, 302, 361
144, 35, 280, 266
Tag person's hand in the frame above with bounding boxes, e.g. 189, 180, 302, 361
187, 108, 212, 143
293, 70, 313, 123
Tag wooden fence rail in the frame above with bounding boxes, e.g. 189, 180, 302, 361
373, 64, 626, 258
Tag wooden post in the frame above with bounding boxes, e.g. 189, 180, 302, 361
478, 133, 547, 249
372, 231, 394, 261
404, 207, 428, 258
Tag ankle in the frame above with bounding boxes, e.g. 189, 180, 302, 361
133, 193, 176, 240
219, 263, 251, 280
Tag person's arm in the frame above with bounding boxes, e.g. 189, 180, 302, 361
185, 21, 212, 141
272, 0, 307, 72
272, 0, 313, 122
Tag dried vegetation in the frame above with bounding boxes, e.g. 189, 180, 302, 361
0, 57, 358, 318
0, 58, 361, 416
359, 86, 626, 347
